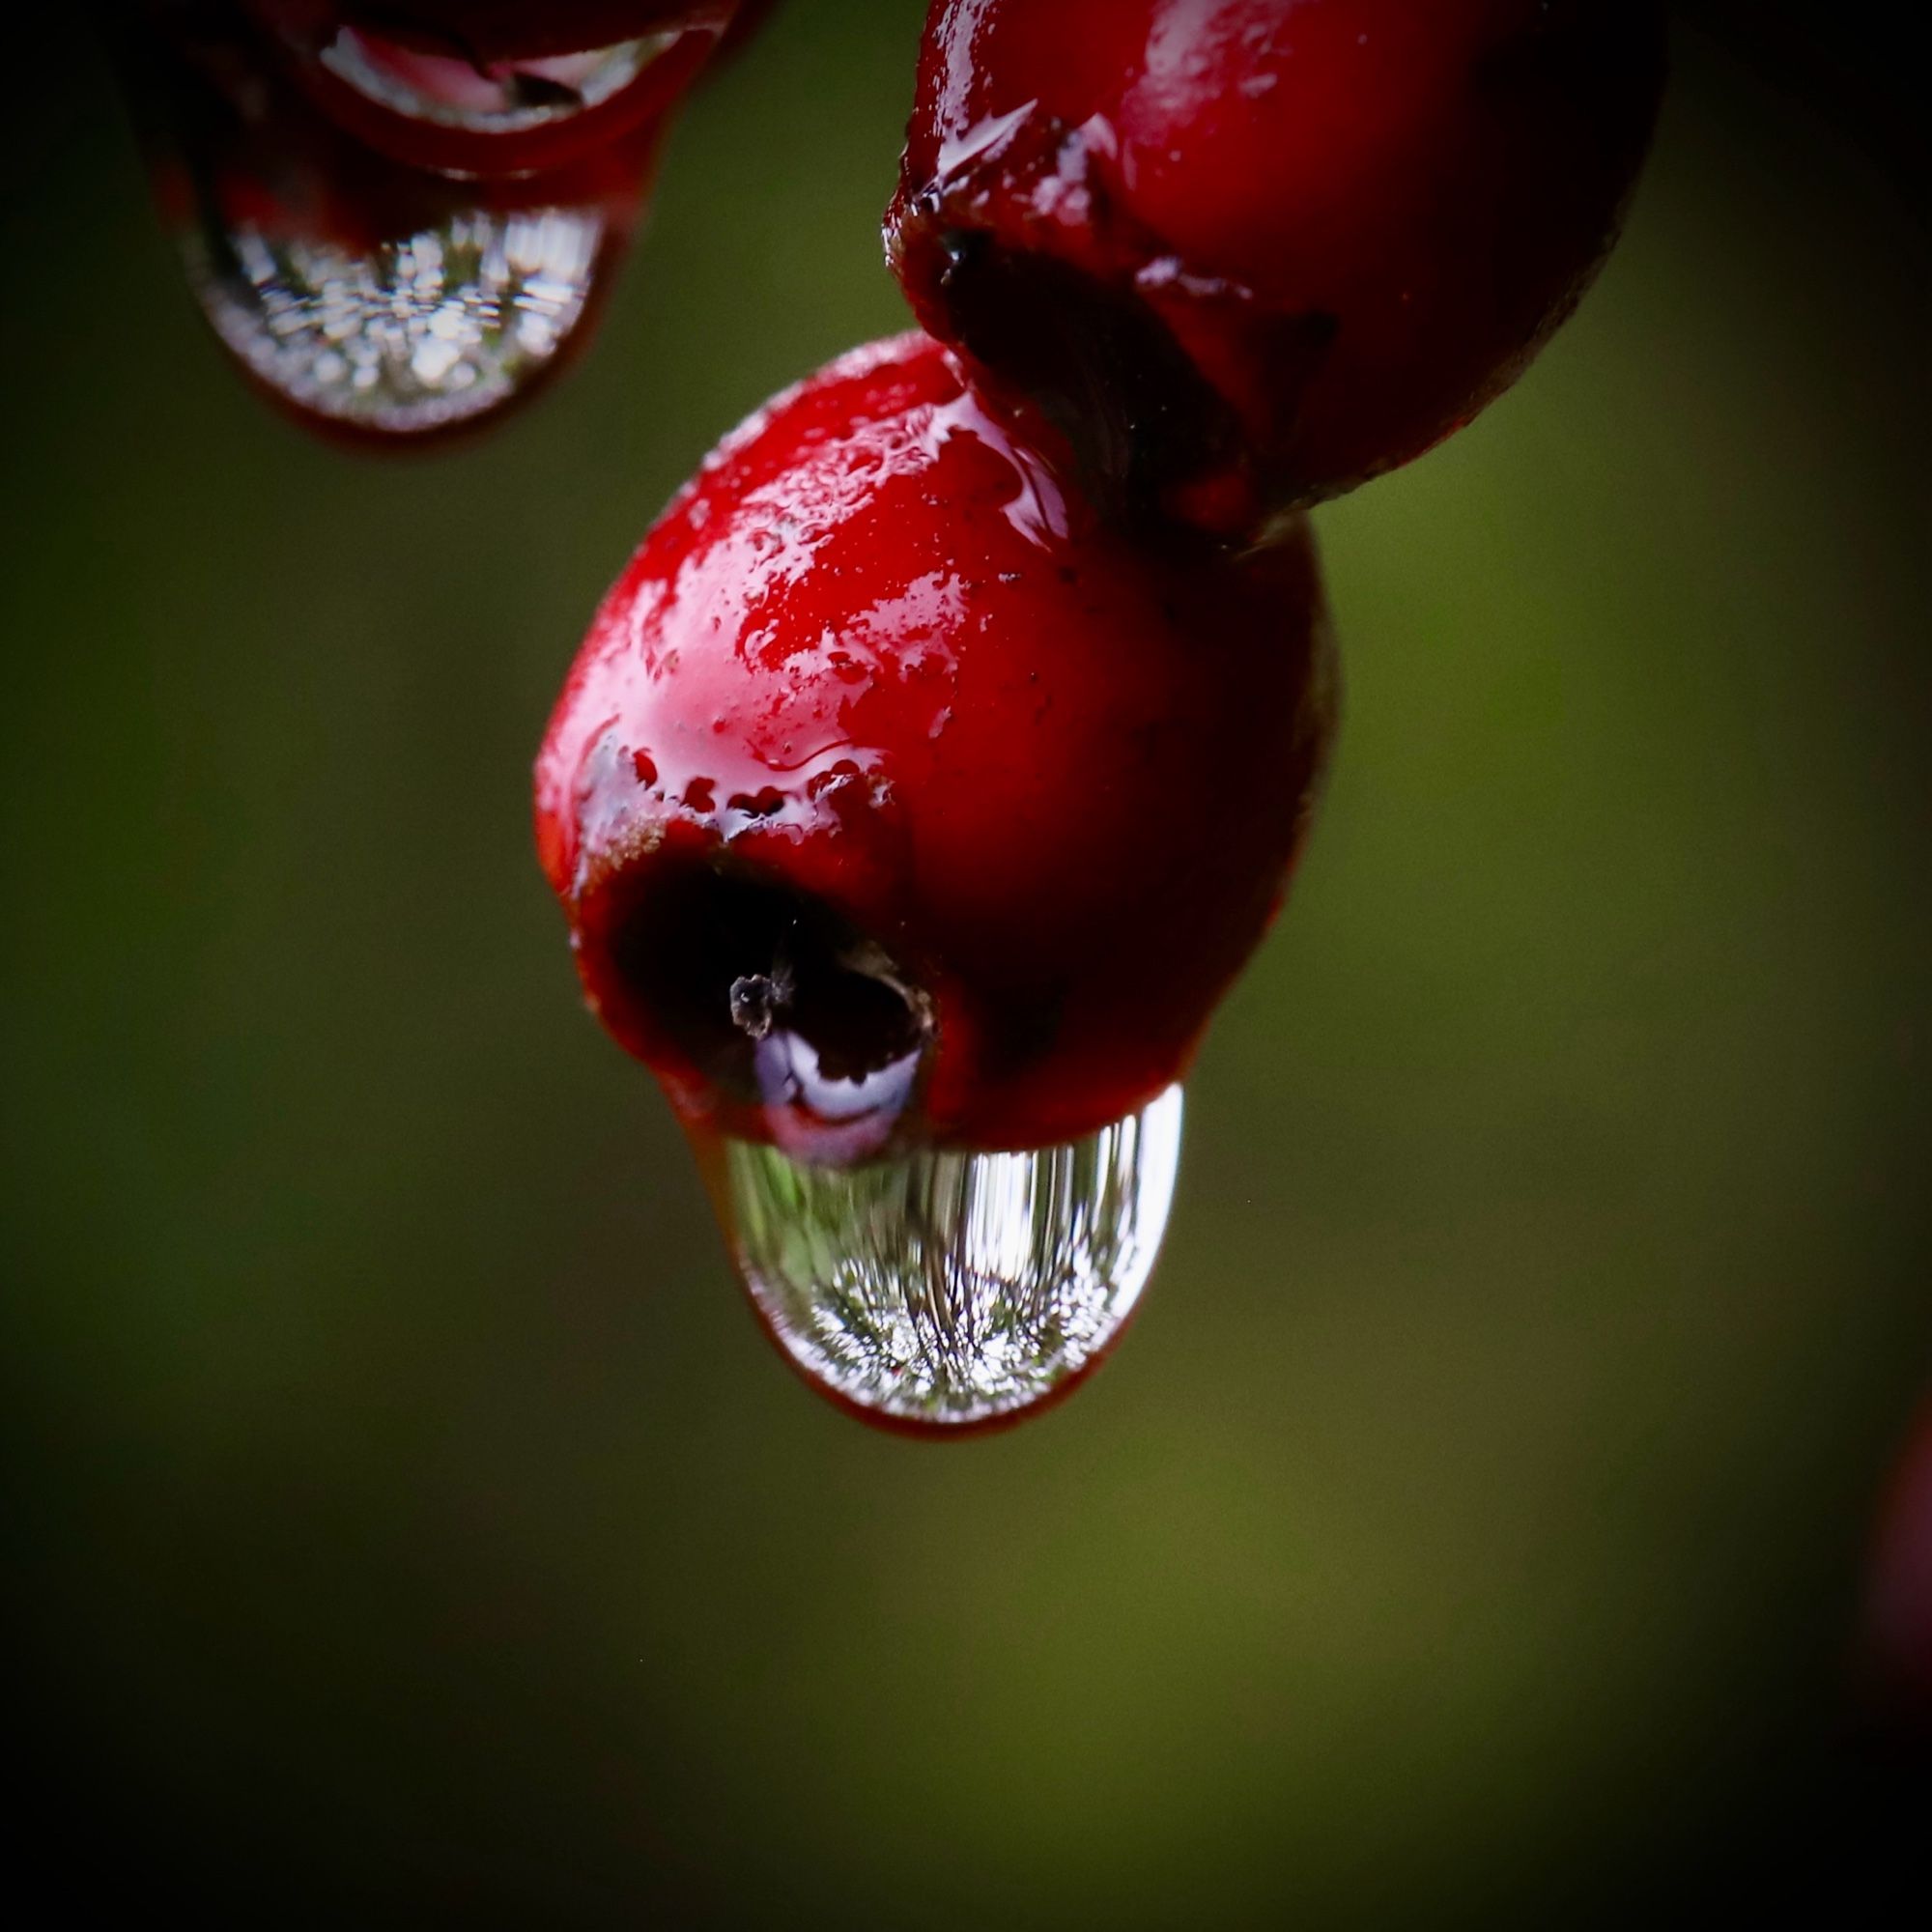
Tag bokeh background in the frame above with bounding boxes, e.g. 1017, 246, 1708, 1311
5, 3, 1928, 1920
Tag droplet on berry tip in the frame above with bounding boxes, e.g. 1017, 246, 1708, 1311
715, 1085, 1183, 1433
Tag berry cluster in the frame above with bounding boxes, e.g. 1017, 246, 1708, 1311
535, 1, 1665, 1429
116, 2, 768, 438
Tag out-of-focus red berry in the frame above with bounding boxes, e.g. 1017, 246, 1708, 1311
535, 332, 1335, 1159
243, 0, 739, 175
1864, 1400, 1932, 1728
244, 2, 737, 62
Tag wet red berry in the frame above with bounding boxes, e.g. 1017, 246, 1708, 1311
888, 0, 1665, 538
535, 332, 1334, 1160
243, 0, 740, 175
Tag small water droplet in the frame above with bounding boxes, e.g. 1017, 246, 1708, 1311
718, 1087, 1183, 1431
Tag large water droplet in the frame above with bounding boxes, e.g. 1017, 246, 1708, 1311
720, 1087, 1182, 1431
182, 201, 611, 436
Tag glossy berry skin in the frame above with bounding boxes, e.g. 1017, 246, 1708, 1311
888, 0, 1665, 537
536, 333, 1334, 1159
245, 1, 739, 176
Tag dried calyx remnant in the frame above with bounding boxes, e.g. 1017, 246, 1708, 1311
609, 863, 932, 1138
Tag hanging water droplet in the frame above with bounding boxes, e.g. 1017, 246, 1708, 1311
115, 2, 647, 442
719, 1086, 1183, 1431
181, 198, 614, 437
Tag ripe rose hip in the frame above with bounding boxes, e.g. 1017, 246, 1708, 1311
244, 0, 742, 175
888, 0, 1665, 536
535, 331, 1335, 1162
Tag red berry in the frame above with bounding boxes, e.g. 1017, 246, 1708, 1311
243, 0, 740, 176
888, 0, 1665, 537
1863, 1402, 1932, 1729
535, 332, 1334, 1162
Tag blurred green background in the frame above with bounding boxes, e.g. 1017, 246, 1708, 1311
4, 3, 1929, 1921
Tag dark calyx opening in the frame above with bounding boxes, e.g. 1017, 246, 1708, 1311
504, 71, 588, 111
608, 864, 929, 1110
934, 233, 1247, 536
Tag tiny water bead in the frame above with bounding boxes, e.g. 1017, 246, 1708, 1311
181, 199, 613, 437
717, 1086, 1183, 1431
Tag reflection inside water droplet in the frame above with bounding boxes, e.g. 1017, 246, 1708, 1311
719, 1087, 1182, 1431
318, 28, 679, 137
182, 202, 610, 436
